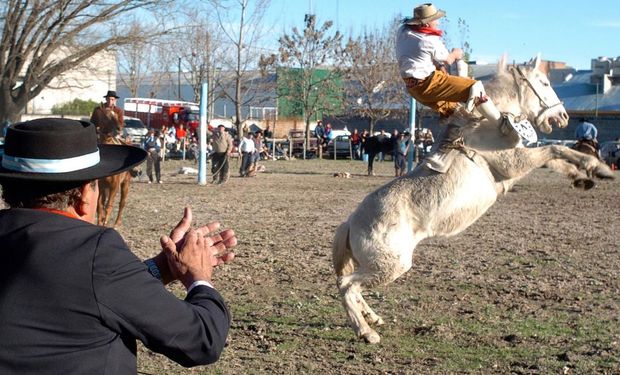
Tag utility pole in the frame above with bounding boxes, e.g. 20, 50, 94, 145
178, 57, 182, 100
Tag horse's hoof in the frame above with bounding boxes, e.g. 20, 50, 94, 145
573, 178, 595, 190
361, 330, 381, 344
365, 315, 384, 326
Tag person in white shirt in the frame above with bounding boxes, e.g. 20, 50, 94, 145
238, 132, 256, 177
395, 3, 535, 173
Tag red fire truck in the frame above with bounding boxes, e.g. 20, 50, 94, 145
123, 98, 200, 132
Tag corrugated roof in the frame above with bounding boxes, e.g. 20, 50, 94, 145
553, 71, 620, 111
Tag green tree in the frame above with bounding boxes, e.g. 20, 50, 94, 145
260, 14, 343, 149
51, 98, 99, 116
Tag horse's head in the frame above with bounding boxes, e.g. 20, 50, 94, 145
498, 54, 569, 134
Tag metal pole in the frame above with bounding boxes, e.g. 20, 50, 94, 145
198, 83, 208, 185
178, 57, 182, 100
407, 97, 416, 172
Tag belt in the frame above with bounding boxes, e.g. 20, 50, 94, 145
403, 75, 429, 89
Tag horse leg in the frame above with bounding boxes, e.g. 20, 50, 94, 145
338, 272, 382, 343
338, 260, 412, 343
113, 173, 130, 227
481, 145, 613, 182
357, 294, 384, 326
544, 159, 595, 190
97, 186, 107, 226
104, 176, 120, 228
97, 179, 111, 226
338, 248, 413, 344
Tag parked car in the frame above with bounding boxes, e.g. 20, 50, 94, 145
600, 140, 620, 167
123, 116, 148, 145
325, 135, 353, 159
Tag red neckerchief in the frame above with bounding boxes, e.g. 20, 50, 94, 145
412, 26, 443, 37
34, 207, 80, 220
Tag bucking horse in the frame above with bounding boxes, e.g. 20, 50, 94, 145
332, 55, 615, 344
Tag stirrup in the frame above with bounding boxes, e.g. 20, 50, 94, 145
502, 114, 537, 143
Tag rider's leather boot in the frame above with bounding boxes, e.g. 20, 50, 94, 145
425, 123, 463, 173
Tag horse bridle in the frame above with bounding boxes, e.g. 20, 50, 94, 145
510, 66, 564, 125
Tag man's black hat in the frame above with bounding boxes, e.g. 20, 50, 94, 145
104, 90, 120, 98
0, 118, 146, 182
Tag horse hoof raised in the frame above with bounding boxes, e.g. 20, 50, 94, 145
361, 330, 381, 344
573, 178, 595, 190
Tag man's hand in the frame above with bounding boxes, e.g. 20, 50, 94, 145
155, 207, 237, 287
161, 229, 212, 288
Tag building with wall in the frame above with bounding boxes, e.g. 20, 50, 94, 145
23, 49, 116, 117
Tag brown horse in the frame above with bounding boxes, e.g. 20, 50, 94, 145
97, 133, 139, 227
572, 139, 600, 178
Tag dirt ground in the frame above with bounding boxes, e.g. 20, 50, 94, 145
103, 158, 618, 374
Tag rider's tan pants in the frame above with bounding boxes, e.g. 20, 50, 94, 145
406, 69, 476, 117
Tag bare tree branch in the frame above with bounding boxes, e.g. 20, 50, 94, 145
0, 0, 173, 122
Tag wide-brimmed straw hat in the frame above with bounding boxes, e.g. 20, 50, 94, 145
0, 118, 146, 182
404, 3, 446, 25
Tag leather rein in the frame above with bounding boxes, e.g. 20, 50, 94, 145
510, 66, 564, 125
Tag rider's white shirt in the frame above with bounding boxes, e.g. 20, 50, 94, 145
395, 24, 449, 80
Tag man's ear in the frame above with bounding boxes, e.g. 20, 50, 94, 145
75, 181, 96, 217
75, 182, 90, 216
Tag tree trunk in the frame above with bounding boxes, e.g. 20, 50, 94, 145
0, 89, 28, 125
369, 117, 376, 135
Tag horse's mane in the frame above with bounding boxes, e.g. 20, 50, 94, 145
483, 68, 519, 106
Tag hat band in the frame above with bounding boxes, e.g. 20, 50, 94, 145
1, 149, 100, 174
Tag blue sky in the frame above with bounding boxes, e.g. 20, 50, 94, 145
265, 0, 619, 70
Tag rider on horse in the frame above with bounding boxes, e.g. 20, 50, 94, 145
90, 90, 124, 144
574, 118, 599, 148
395, 3, 536, 173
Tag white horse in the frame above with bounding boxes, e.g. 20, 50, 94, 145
332, 56, 615, 344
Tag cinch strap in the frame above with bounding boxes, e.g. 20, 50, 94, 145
1, 150, 100, 173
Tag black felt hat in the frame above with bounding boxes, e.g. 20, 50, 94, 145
0, 118, 146, 182
104, 90, 120, 98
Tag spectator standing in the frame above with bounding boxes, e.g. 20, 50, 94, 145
238, 132, 256, 177
0, 118, 236, 374
143, 129, 162, 184
376, 129, 388, 161
176, 123, 188, 155
351, 128, 361, 160
394, 132, 410, 177
252, 131, 265, 165
360, 129, 370, 161
90, 90, 124, 142
210, 125, 233, 184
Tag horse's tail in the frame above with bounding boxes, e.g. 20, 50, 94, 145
332, 221, 355, 277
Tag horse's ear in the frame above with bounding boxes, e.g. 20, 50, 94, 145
529, 53, 542, 70
497, 53, 508, 73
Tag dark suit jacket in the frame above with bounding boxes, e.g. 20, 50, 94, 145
0, 208, 231, 374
